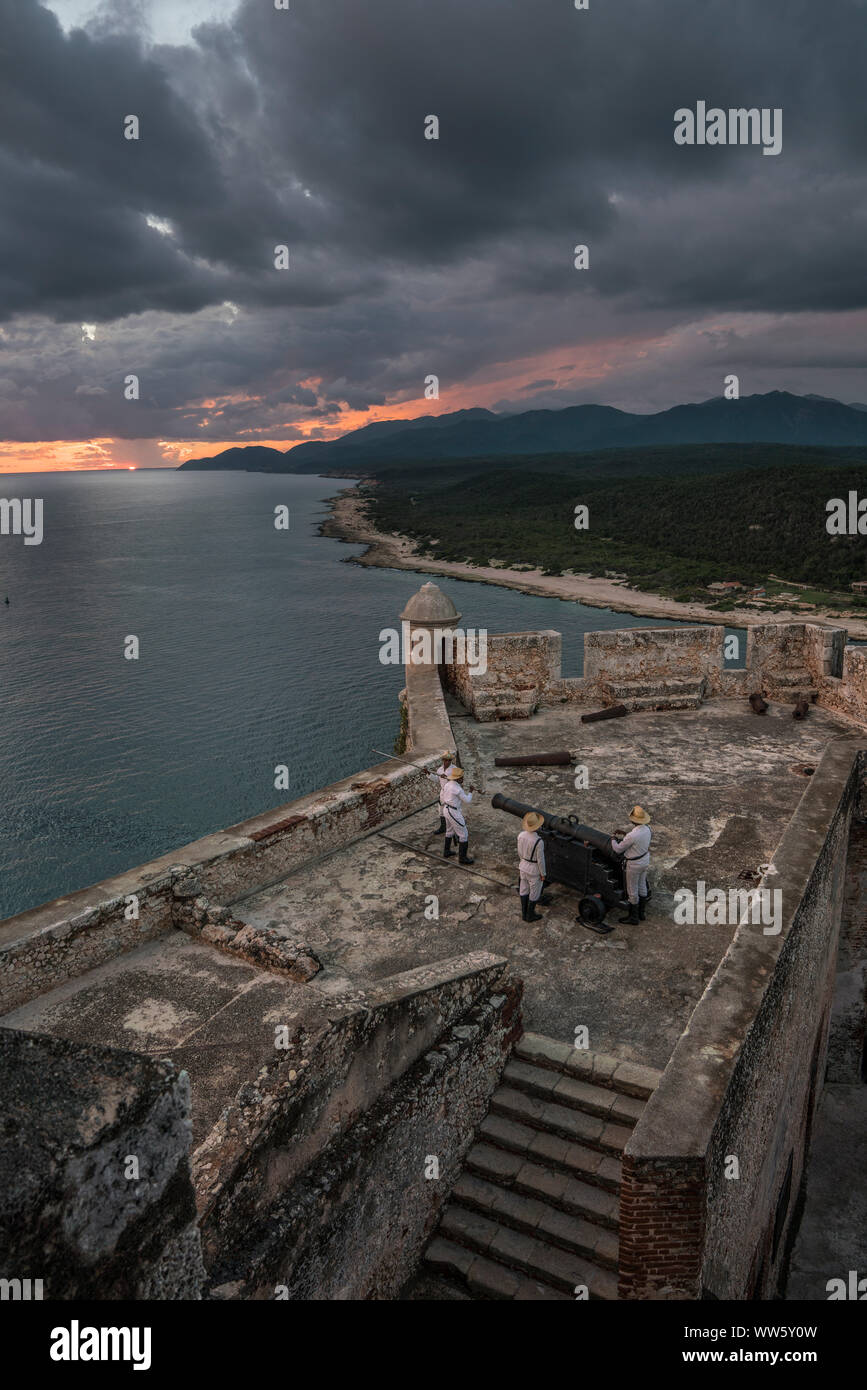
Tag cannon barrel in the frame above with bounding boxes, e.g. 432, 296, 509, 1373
491, 793, 619, 861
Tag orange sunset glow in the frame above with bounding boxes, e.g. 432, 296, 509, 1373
0, 333, 655, 473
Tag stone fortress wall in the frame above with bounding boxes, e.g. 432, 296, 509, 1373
439, 609, 867, 1299
1, 582, 865, 1300
443, 619, 867, 726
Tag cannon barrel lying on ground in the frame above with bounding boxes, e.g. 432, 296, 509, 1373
493, 750, 572, 767
491, 793, 628, 930
581, 704, 628, 724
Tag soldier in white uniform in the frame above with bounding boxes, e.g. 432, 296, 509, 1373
442, 766, 475, 864
611, 805, 652, 925
517, 811, 546, 922
430, 751, 453, 833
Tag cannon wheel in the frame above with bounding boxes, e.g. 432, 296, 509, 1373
577, 895, 612, 935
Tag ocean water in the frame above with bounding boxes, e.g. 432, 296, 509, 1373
1, 470, 707, 919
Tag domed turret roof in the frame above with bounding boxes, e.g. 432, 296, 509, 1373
400, 581, 461, 625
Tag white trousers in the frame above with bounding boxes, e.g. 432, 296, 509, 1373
519, 869, 542, 901
444, 805, 468, 843
626, 860, 649, 904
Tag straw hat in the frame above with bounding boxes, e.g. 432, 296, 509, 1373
629, 804, 651, 824
522, 811, 544, 832
441, 751, 452, 761
448, 766, 464, 780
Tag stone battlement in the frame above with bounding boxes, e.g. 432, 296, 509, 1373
441, 620, 867, 725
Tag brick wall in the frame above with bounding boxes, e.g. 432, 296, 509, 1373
618, 1157, 705, 1299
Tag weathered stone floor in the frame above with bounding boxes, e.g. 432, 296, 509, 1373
235, 697, 850, 1069
1, 933, 312, 1146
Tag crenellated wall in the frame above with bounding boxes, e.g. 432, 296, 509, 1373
583, 624, 725, 688
441, 630, 561, 721
817, 645, 867, 726
441, 619, 867, 724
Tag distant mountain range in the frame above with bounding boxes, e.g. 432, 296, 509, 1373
177, 391, 867, 473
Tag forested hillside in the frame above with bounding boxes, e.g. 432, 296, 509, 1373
367, 451, 867, 603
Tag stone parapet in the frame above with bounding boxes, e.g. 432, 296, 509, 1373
442, 631, 561, 721
196, 951, 520, 1299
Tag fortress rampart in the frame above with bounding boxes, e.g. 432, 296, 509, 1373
1, 590, 865, 1300
442, 620, 867, 725
619, 739, 863, 1298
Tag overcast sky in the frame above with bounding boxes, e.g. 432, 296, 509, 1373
2, 0, 866, 468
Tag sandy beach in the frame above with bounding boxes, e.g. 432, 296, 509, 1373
322, 486, 867, 638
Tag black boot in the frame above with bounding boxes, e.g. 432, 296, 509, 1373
638, 896, 647, 921
619, 902, 640, 925
443, 836, 454, 858
437, 815, 446, 834
458, 840, 474, 865
521, 894, 543, 922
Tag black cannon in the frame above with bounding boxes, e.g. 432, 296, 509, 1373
491, 793, 628, 930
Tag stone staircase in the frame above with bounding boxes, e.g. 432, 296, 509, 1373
601, 676, 706, 712
421, 1033, 662, 1300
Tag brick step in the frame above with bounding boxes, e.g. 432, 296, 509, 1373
449, 1173, 619, 1270
763, 668, 813, 688
491, 1085, 632, 1156
607, 677, 706, 701
502, 1058, 646, 1127
473, 697, 536, 719
431, 1208, 619, 1299
465, 1142, 620, 1229
514, 1034, 663, 1100
478, 1111, 622, 1192
628, 693, 703, 711
424, 1237, 574, 1300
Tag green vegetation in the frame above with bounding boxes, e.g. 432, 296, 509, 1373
365, 447, 867, 606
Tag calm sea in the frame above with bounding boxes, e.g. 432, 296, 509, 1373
0, 470, 709, 918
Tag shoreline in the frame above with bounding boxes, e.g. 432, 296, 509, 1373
321, 484, 867, 638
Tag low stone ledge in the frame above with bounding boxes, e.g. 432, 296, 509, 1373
202, 970, 523, 1299
171, 883, 321, 984
0, 874, 179, 1016
1, 757, 438, 1011
193, 952, 512, 1246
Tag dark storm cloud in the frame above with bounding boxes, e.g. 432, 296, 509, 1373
1, 0, 866, 441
